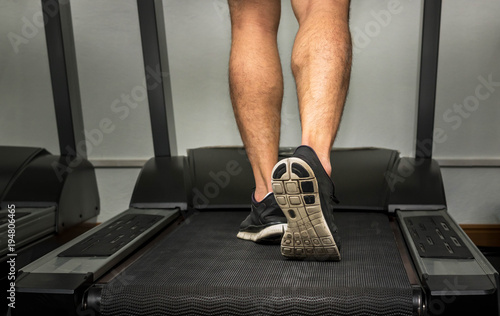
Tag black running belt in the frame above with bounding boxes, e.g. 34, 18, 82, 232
100, 211, 414, 316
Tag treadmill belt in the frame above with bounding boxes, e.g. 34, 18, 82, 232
100, 211, 414, 316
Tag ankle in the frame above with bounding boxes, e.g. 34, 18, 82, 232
300, 142, 332, 176
319, 156, 332, 176
254, 188, 271, 203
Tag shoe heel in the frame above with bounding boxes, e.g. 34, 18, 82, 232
271, 158, 340, 261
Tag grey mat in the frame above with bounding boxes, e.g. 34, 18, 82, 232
101, 211, 414, 316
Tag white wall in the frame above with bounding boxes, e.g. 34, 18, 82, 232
434, 0, 500, 160
0, 0, 60, 154
94, 168, 141, 222
441, 168, 500, 224
434, 0, 500, 224
71, 0, 154, 160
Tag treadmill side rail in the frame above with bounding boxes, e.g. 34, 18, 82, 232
398, 210, 499, 315
0, 207, 56, 259
16, 272, 94, 316
16, 208, 179, 315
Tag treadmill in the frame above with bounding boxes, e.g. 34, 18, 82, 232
14, 0, 500, 315
0, 146, 99, 314
0, 147, 99, 260
1, 1, 100, 314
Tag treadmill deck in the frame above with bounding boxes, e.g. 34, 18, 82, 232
100, 210, 414, 316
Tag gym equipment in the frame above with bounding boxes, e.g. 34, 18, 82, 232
1, 0, 100, 314
13, 0, 500, 315
15, 147, 500, 316
0, 146, 99, 260
0, 146, 99, 315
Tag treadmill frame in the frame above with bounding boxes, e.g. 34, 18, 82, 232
13, 0, 500, 315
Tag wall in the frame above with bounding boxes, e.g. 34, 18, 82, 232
435, 0, 500, 224
0, 0, 59, 154
71, 0, 155, 160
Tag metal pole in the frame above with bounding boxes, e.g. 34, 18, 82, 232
415, 0, 442, 159
137, 0, 177, 157
42, 0, 86, 157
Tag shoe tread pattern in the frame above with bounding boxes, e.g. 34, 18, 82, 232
272, 158, 341, 261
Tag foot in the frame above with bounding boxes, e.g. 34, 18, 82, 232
237, 193, 287, 244
271, 145, 341, 260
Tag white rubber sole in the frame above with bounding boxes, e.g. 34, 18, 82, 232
272, 157, 340, 261
236, 223, 287, 243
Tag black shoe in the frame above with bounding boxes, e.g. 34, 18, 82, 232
272, 145, 341, 260
237, 192, 287, 244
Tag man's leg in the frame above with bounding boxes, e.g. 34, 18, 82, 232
291, 0, 352, 175
228, 0, 283, 202
230, 0, 288, 243
271, 0, 351, 260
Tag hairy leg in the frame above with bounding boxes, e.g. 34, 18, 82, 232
291, 0, 352, 175
228, 0, 283, 201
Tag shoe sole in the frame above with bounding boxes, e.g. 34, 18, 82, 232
236, 224, 287, 243
272, 157, 341, 261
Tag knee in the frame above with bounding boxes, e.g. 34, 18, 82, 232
292, 0, 350, 25
228, 0, 280, 35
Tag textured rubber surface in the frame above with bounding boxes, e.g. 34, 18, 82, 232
100, 211, 413, 316
272, 158, 340, 261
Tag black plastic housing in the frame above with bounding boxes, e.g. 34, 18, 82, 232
1, 147, 100, 231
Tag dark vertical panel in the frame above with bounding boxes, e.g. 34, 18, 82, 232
415, 0, 442, 159
42, 0, 86, 157
137, 0, 176, 157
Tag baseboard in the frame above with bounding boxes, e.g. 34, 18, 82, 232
460, 224, 500, 248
